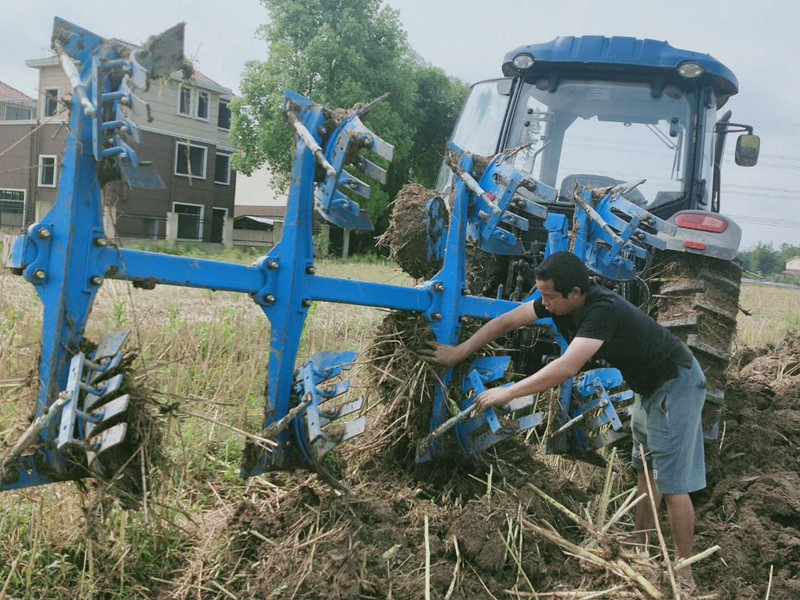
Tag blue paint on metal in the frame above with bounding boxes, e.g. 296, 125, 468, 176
503, 36, 738, 100
424, 196, 447, 263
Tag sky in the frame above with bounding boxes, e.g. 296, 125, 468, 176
1, 0, 798, 250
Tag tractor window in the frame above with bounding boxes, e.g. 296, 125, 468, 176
699, 98, 717, 205
436, 79, 512, 193
507, 80, 693, 206
450, 79, 511, 156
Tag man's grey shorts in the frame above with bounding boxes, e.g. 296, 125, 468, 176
631, 356, 707, 494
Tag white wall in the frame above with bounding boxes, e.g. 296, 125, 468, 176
234, 165, 285, 209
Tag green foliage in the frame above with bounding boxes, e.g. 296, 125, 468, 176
739, 242, 800, 277
231, 0, 467, 230
111, 299, 128, 327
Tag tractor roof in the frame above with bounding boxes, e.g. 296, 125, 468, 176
503, 36, 738, 104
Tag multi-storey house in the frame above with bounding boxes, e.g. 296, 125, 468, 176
0, 42, 236, 244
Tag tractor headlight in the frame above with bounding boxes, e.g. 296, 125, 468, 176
512, 53, 535, 70
677, 61, 704, 79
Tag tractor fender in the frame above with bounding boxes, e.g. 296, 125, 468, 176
656, 210, 742, 260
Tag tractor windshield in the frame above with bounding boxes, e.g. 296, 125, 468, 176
440, 78, 698, 208
506, 79, 693, 206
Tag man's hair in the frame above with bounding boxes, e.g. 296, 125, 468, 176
535, 251, 590, 298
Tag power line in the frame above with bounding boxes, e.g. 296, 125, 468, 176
725, 214, 800, 229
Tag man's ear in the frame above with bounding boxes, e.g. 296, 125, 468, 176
570, 286, 582, 298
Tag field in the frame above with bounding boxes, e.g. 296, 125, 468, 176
0, 260, 798, 599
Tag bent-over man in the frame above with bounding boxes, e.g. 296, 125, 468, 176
421, 250, 706, 589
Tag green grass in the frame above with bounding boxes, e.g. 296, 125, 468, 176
0, 257, 412, 598
737, 282, 800, 348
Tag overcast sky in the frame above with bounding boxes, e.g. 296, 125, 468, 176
2, 0, 798, 250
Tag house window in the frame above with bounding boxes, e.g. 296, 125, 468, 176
214, 153, 231, 185
217, 98, 231, 130
43, 88, 59, 118
5, 104, 32, 120
0, 189, 25, 227
178, 86, 192, 116
38, 155, 57, 187
173, 202, 204, 241
174, 142, 207, 179
196, 90, 210, 120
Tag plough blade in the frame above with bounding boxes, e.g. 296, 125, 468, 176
456, 393, 542, 455
317, 191, 374, 230
357, 156, 388, 184
293, 351, 366, 463
304, 94, 394, 230
459, 356, 511, 388
306, 350, 357, 375
454, 357, 542, 457
117, 160, 166, 189
87, 423, 128, 471
57, 330, 131, 454
140, 22, 186, 78
85, 394, 131, 437
549, 367, 632, 454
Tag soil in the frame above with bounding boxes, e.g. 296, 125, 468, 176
224, 330, 800, 599
144, 327, 800, 599
227, 445, 590, 600
692, 332, 800, 600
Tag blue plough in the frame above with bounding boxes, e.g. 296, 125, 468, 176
0, 18, 677, 492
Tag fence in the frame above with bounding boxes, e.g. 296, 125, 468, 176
113, 212, 229, 244
114, 213, 168, 240
0, 199, 24, 230
232, 227, 274, 246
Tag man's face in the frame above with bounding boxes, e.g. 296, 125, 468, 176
536, 278, 582, 315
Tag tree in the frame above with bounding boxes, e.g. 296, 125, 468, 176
740, 241, 781, 275
778, 243, 800, 266
231, 0, 467, 234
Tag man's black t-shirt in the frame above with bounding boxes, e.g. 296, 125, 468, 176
533, 282, 693, 395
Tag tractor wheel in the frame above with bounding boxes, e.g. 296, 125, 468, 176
649, 251, 742, 464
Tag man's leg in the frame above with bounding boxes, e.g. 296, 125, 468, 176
664, 492, 696, 581
633, 468, 662, 549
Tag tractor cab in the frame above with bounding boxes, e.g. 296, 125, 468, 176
438, 36, 759, 220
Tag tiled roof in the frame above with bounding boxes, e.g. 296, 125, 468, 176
0, 81, 34, 102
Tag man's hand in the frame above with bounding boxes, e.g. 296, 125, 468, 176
474, 386, 513, 412
419, 341, 465, 367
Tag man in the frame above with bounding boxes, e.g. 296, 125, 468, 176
421, 251, 706, 587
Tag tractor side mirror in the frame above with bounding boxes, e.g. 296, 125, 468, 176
735, 134, 760, 167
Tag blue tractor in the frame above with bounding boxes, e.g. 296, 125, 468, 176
414, 36, 760, 454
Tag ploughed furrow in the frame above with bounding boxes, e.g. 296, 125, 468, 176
650, 252, 742, 439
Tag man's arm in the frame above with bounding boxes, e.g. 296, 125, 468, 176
474, 337, 603, 411
420, 300, 539, 367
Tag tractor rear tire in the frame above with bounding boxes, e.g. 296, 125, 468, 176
649, 251, 742, 464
